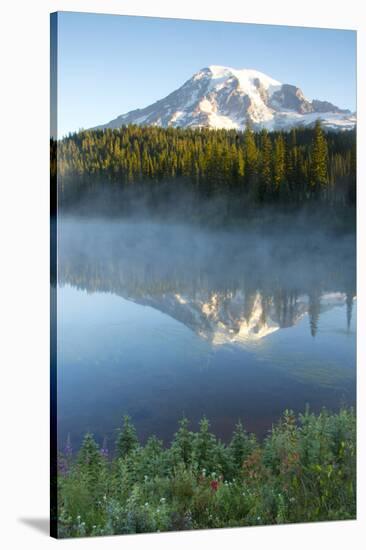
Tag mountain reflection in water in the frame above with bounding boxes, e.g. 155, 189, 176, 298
58, 219, 355, 343
56, 218, 356, 448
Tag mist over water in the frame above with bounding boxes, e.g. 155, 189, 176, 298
56, 213, 356, 450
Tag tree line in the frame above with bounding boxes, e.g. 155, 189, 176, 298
53, 122, 356, 207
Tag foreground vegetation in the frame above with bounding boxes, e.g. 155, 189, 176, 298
56, 408, 356, 538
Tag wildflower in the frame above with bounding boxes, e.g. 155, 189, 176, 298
210, 480, 219, 492
58, 456, 69, 476
160, 497, 166, 504
99, 436, 108, 458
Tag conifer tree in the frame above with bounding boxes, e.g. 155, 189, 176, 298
229, 420, 256, 468
286, 128, 297, 193
77, 433, 105, 492
310, 120, 328, 195
193, 417, 218, 472
243, 123, 258, 188
78, 433, 102, 468
273, 134, 286, 194
259, 129, 272, 201
115, 415, 139, 459
172, 416, 194, 465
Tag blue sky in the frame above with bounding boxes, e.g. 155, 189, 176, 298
56, 12, 356, 137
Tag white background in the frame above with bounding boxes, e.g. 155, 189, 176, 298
0, 1, 365, 548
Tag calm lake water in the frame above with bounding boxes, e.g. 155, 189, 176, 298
56, 218, 356, 451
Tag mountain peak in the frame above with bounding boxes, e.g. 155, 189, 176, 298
95, 66, 355, 132
193, 65, 282, 90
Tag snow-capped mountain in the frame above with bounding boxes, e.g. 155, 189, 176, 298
95, 65, 356, 132
133, 290, 349, 346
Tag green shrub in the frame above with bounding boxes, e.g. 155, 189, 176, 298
57, 407, 356, 537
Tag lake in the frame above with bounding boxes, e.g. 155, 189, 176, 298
56, 217, 356, 451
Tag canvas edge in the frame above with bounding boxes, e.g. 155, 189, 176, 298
50, 10, 59, 540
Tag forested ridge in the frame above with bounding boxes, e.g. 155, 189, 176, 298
53, 122, 356, 208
